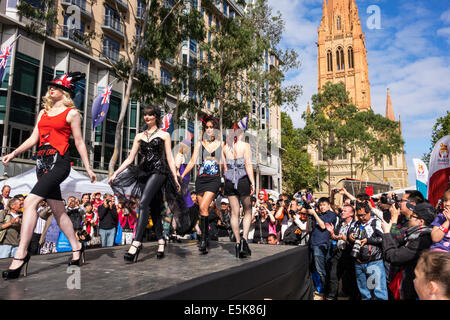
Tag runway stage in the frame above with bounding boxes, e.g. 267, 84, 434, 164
0, 240, 313, 300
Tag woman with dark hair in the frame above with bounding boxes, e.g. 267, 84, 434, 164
222, 123, 255, 258
181, 115, 222, 254
109, 105, 183, 262
1, 72, 97, 279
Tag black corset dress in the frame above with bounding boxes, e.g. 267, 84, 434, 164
111, 137, 197, 235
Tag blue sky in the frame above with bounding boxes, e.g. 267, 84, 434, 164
268, 0, 450, 187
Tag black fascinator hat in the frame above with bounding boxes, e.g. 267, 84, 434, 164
47, 72, 86, 97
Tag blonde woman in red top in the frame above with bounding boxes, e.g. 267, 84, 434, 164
1, 72, 96, 279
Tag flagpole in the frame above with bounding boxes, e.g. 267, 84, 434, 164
2, 34, 22, 50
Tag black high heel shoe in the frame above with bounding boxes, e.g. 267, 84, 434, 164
242, 238, 251, 256
156, 240, 165, 259
199, 216, 209, 255
69, 245, 86, 266
235, 243, 242, 258
124, 243, 142, 263
3, 253, 31, 280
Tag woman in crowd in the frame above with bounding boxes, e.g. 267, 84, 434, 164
1, 72, 97, 279
430, 188, 450, 252
414, 250, 450, 300
109, 105, 182, 262
181, 116, 222, 255
117, 200, 137, 245
222, 123, 255, 258
252, 203, 276, 244
81, 202, 97, 241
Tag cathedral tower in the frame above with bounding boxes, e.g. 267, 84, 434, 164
317, 0, 371, 110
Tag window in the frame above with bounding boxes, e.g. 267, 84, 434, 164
223, 1, 228, 16
208, 31, 211, 43
105, 6, 121, 32
336, 47, 344, 70
160, 67, 172, 85
348, 47, 354, 69
103, 36, 120, 62
327, 50, 333, 72
189, 39, 197, 53
209, 14, 212, 26
137, 0, 145, 18
337, 16, 341, 30
252, 101, 256, 114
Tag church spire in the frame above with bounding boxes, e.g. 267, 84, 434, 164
306, 102, 311, 115
385, 88, 395, 121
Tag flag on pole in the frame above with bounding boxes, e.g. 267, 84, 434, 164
92, 85, 112, 130
427, 135, 450, 207
413, 158, 429, 199
238, 114, 249, 131
161, 113, 173, 132
0, 42, 14, 82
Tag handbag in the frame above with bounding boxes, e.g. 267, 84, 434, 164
388, 267, 403, 300
114, 222, 123, 245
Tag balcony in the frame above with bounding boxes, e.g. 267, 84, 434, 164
58, 26, 90, 52
106, 0, 128, 12
101, 15, 124, 39
100, 46, 123, 63
61, 0, 92, 20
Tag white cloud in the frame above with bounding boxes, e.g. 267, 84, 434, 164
437, 27, 450, 43
441, 9, 450, 24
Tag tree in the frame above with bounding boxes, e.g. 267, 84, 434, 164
281, 112, 325, 196
422, 111, 450, 165
303, 82, 404, 196
17, 0, 206, 175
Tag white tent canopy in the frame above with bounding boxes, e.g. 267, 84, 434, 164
0, 168, 114, 201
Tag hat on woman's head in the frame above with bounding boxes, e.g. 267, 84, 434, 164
47, 72, 86, 97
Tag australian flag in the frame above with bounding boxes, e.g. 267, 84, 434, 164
92, 85, 112, 130
161, 113, 173, 133
0, 43, 13, 83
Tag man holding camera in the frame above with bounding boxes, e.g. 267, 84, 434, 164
382, 202, 435, 300
307, 197, 337, 296
98, 194, 118, 247
348, 202, 387, 300
325, 204, 359, 300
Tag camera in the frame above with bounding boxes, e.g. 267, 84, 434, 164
350, 200, 357, 206
289, 210, 296, 216
332, 188, 340, 193
284, 200, 290, 206
391, 193, 400, 209
350, 239, 361, 258
303, 201, 312, 210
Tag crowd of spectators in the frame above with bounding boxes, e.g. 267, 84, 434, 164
0, 182, 448, 300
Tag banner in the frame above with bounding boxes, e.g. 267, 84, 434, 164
413, 158, 428, 199
427, 135, 450, 207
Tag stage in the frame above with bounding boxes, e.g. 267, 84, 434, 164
0, 240, 313, 300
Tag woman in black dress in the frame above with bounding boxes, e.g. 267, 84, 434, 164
109, 105, 182, 262
181, 116, 221, 254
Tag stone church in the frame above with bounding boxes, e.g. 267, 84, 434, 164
308, 0, 409, 197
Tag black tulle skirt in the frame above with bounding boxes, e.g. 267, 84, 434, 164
111, 165, 198, 235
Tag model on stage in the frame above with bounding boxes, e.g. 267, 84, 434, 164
109, 105, 182, 262
181, 116, 222, 254
222, 124, 255, 258
1, 72, 97, 279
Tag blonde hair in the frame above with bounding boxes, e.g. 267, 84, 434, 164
42, 89, 75, 111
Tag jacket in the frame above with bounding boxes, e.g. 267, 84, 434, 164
382, 225, 433, 300
348, 217, 384, 263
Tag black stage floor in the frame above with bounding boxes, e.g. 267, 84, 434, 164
0, 240, 313, 300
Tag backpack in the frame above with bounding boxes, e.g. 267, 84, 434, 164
283, 223, 303, 245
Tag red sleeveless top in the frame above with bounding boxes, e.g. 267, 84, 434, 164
38, 107, 73, 156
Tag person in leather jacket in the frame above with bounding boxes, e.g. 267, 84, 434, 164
348, 202, 388, 300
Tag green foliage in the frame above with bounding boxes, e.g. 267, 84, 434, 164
303, 82, 404, 189
281, 112, 325, 195
17, 0, 58, 39
422, 111, 450, 164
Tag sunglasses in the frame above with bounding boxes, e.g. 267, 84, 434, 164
206, 125, 214, 129
357, 212, 370, 218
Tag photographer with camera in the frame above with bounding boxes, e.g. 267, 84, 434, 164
283, 200, 310, 246
325, 204, 359, 300
307, 197, 337, 296
381, 202, 435, 300
252, 203, 276, 244
66, 196, 82, 235
98, 194, 118, 247
389, 190, 425, 242
348, 202, 387, 300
